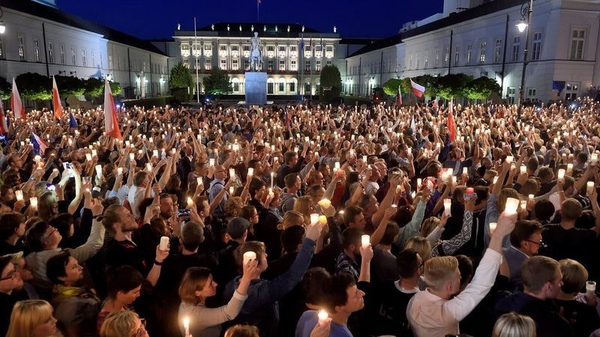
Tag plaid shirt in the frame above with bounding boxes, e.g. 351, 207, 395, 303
335, 251, 360, 281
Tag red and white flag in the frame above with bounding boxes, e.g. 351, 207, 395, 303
397, 85, 403, 106
32, 133, 48, 155
52, 76, 64, 118
104, 80, 122, 139
10, 78, 25, 121
410, 79, 425, 98
432, 99, 439, 111
448, 98, 456, 142
0, 99, 8, 134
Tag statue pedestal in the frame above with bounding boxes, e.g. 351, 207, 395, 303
245, 72, 267, 106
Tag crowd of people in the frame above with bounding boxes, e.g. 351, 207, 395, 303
0, 96, 600, 337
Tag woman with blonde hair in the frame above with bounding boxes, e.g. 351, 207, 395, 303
293, 196, 313, 224
492, 312, 536, 337
405, 236, 432, 261
6, 299, 62, 337
280, 210, 306, 230
99, 310, 147, 337
224, 324, 260, 337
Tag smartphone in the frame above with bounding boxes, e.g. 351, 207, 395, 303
177, 209, 191, 217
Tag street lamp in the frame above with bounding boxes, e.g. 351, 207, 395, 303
0, 7, 6, 34
516, 0, 534, 117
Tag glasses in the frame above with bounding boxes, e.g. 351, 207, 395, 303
525, 239, 547, 248
0, 268, 18, 281
41, 227, 57, 242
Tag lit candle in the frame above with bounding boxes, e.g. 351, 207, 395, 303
587, 181, 595, 195
95, 165, 102, 178
270, 172, 274, 189
520, 200, 527, 211
462, 167, 468, 176
528, 194, 534, 201
417, 178, 422, 187
243, 251, 256, 265
557, 169, 566, 180
567, 163, 573, 174
362, 155, 367, 163
129, 153, 135, 161
29, 197, 38, 209
318, 198, 331, 209
310, 213, 320, 226
229, 168, 236, 179
15, 190, 23, 202
153, 150, 159, 157
318, 309, 329, 325
493, 176, 499, 185
146, 163, 153, 172
505, 197, 520, 215
247, 168, 254, 177
319, 215, 328, 225
92, 149, 97, 157
591, 153, 598, 165
361, 235, 370, 248
85, 153, 92, 161
520, 165, 526, 174
489, 222, 497, 234
229, 186, 234, 194
187, 197, 194, 207
505, 156, 513, 164
209, 158, 215, 167
334, 162, 340, 171
197, 177, 203, 186
117, 167, 123, 175
443, 198, 452, 216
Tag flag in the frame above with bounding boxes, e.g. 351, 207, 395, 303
10, 78, 25, 121
432, 98, 439, 111
32, 133, 48, 155
69, 112, 78, 128
257, 0, 261, 3
52, 76, 64, 118
410, 79, 425, 98
448, 103, 456, 143
104, 80, 122, 139
397, 85, 403, 105
0, 99, 8, 135
552, 81, 566, 94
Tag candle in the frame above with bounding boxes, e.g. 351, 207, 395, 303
146, 163, 153, 172
247, 168, 254, 177
30, 197, 38, 209
243, 251, 256, 265
95, 165, 102, 178
153, 150, 159, 157
85, 153, 92, 161
270, 172, 274, 189
417, 178, 422, 187
197, 177, 203, 186
443, 198, 452, 216
159, 236, 169, 250
319, 215, 328, 225
334, 162, 340, 171
462, 167, 468, 176
557, 169, 566, 180
229, 186, 234, 194
520, 200, 527, 211
451, 176, 457, 185
318, 198, 331, 209
506, 156, 513, 164
187, 197, 194, 207
92, 149, 97, 157
489, 222, 497, 234
587, 181, 595, 195
505, 197, 520, 215
528, 194, 534, 201
592, 153, 598, 165
15, 190, 23, 202
567, 163, 573, 174
318, 309, 329, 325
229, 168, 236, 179
361, 235, 370, 248
362, 155, 368, 163
129, 153, 135, 161
34, 155, 41, 164
117, 167, 123, 175
493, 176, 499, 185
310, 213, 320, 226
520, 165, 526, 174
209, 158, 215, 167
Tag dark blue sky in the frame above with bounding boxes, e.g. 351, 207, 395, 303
56, 0, 443, 40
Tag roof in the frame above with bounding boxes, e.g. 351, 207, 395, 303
347, 35, 402, 58
174, 22, 339, 39
2, 0, 168, 56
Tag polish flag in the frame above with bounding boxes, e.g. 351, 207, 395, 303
397, 85, 402, 106
32, 133, 48, 155
52, 76, 64, 118
448, 98, 456, 143
104, 80, 122, 139
10, 78, 25, 121
410, 79, 425, 98
0, 99, 8, 135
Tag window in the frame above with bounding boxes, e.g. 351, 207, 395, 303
0, 36, 4, 59
244, 60, 250, 71
266, 45, 275, 58
204, 44, 213, 58
527, 88, 536, 97
479, 40, 486, 63
46, 42, 53, 63
565, 82, 579, 100
416, 54, 420, 69
232, 81, 240, 92
507, 87, 516, 104
290, 59, 297, 71
408, 54, 413, 69
424, 51, 429, 68
18, 36, 25, 60
278, 82, 284, 92
305, 60, 311, 72
219, 58, 227, 70
279, 59, 286, 71
454, 47, 460, 66
289, 81, 296, 92
34, 40, 40, 62
231, 59, 239, 71
81, 49, 86, 66
434, 49, 439, 67
290, 45, 298, 58
278, 46, 286, 59
267, 82, 274, 94
444, 46, 449, 65
230, 45, 239, 57
466, 44, 472, 65
512, 36, 520, 62
267, 60, 274, 72
494, 39, 502, 63
91, 50, 95, 67
181, 43, 190, 58
531, 33, 542, 60
315, 60, 322, 72
108, 54, 112, 69
183, 59, 189, 68
71, 48, 76, 65
570, 29, 585, 60
205, 60, 212, 71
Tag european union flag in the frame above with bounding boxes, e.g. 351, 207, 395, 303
69, 112, 78, 128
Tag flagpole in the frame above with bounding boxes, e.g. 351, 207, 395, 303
257, 0, 260, 22
194, 17, 200, 104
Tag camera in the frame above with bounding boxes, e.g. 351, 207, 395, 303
177, 209, 191, 217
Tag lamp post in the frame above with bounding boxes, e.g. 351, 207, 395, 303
516, 0, 533, 117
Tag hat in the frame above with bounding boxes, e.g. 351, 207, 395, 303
227, 217, 250, 240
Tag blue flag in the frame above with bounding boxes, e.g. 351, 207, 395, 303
69, 112, 78, 128
552, 81, 566, 94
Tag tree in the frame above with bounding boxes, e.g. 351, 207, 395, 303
170, 62, 193, 102
203, 69, 231, 95
109, 81, 122, 96
15, 73, 51, 100
55, 75, 85, 97
84, 78, 104, 98
463, 77, 501, 101
435, 73, 473, 99
319, 65, 342, 102
383, 78, 403, 96
0, 77, 11, 100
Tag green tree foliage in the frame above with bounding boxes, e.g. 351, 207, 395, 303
170, 62, 193, 90
382, 78, 403, 96
203, 69, 231, 95
109, 81, 122, 96
0, 77, 11, 100
463, 76, 501, 101
54, 75, 85, 97
435, 73, 473, 99
319, 65, 342, 102
16, 73, 52, 100
84, 78, 104, 98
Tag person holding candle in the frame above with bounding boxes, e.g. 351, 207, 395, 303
5, 300, 61, 337
209, 165, 230, 218
501, 220, 545, 291
0, 212, 28, 255
100, 310, 148, 337
178, 258, 259, 337
407, 210, 517, 337
276, 150, 307, 189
